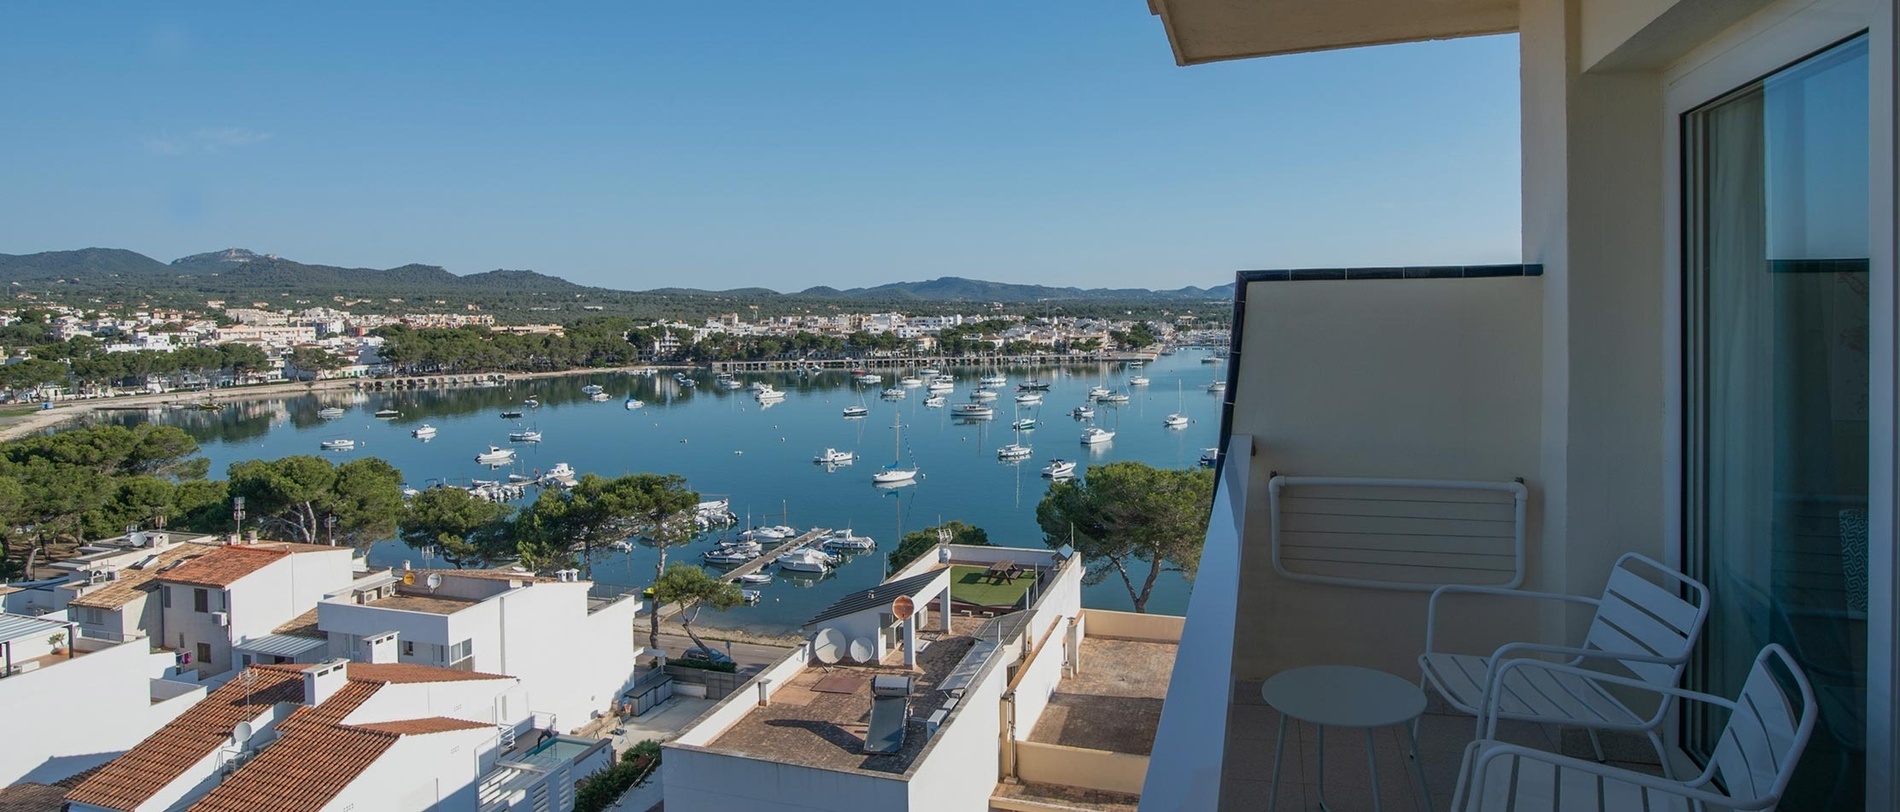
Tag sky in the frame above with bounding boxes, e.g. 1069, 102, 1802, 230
0, 3, 1521, 292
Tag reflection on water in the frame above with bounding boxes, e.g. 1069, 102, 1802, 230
96, 357, 1221, 633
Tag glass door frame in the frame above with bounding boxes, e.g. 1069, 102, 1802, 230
1662, 0, 1894, 805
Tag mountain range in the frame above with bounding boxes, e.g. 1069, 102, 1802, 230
0, 247, 1234, 303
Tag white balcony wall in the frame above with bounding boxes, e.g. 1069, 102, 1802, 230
1230, 277, 1547, 679
318, 726, 495, 812
0, 641, 198, 786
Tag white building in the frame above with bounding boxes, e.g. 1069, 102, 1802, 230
664, 543, 1181, 811
316, 567, 643, 733
63, 659, 607, 812
153, 541, 357, 677
1135, 0, 1898, 809
0, 613, 208, 787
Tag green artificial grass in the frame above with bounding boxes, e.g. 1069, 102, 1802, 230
949, 565, 1034, 609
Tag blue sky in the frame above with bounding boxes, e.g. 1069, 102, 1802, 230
0, 4, 1521, 292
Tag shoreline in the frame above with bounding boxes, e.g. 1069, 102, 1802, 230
0, 364, 664, 443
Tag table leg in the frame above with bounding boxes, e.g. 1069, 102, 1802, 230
1316, 725, 1328, 812
1267, 715, 1288, 812
1365, 729, 1383, 812
1406, 723, 1432, 812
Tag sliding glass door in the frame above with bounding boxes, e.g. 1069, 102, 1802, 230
1683, 34, 1869, 807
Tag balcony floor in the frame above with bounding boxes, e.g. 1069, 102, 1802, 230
1220, 680, 1664, 811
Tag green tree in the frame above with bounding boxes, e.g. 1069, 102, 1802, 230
226, 455, 404, 545
1035, 461, 1214, 612
889, 521, 991, 576
401, 487, 513, 568
288, 346, 348, 375
651, 564, 744, 659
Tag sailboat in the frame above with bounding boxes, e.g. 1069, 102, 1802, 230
871, 420, 918, 484
1165, 381, 1190, 428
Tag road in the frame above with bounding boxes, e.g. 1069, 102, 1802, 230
651, 632, 792, 672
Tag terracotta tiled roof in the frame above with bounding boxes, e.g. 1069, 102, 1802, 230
65, 667, 305, 810
350, 717, 493, 736
68, 544, 212, 609
345, 662, 510, 684
0, 782, 69, 812
184, 724, 399, 812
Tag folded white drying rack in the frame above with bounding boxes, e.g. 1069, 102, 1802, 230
1267, 475, 1529, 592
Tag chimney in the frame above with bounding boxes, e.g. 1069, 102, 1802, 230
302, 659, 349, 706
757, 677, 774, 707
247, 529, 260, 543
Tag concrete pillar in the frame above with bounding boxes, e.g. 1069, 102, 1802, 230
903, 616, 918, 668
939, 589, 952, 632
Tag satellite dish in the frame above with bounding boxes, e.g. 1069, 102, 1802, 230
401, 572, 416, 586
425, 573, 442, 591
231, 721, 254, 748
813, 628, 845, 665
849, 637, 875, 663
891, 595, 916, 621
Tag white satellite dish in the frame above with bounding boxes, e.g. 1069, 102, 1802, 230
813, 628, 845, 665
425, 573, 442, 591
849, 637, 875, 663
231, 721, 254, 748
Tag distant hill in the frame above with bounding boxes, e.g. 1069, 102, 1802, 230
0, 248, 1231, 305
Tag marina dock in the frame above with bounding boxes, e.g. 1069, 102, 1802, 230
720, 527, 829, 584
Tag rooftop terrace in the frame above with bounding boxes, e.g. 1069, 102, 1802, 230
364, 591, 482, 615
701, 618, 980, 775
1027, 637, 1175, 755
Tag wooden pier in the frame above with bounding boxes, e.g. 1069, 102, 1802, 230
719, 527, 830, 584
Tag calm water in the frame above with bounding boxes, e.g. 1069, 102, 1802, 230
107, 354, 1228, 633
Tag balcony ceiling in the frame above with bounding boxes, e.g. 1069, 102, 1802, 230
1147, 0, 1517, 65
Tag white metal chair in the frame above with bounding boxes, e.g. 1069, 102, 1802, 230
1449, 644, 1816, 812
1418, 553, 1711, 769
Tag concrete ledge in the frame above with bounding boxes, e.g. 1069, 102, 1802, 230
1016, 741, 1149, 796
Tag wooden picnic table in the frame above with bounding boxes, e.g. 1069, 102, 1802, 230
984, 560, 1020, 584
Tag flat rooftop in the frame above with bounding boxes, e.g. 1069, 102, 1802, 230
364, 592, 481, 615
1026, 637, 1177, 756
702, 621, 979, 775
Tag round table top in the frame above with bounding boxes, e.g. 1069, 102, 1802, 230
1260, 665, 1426, 729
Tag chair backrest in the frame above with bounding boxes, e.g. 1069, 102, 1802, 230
1581, 553, 1712, 687
1710, 644, 1817, 805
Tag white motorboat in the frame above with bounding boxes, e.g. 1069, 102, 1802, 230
1097, 392, 1130, 404
740, 525, 797, 542
756, 386, 785, 401
1165, 414, 1190, 428
1080, 427, 1116, 444
1042, 459, 1078, 478
927, 380, 954, 393
1205, 380, 1228, 392
820, 529, 877, 551
855, 373, 883, 385
547, 462, 576, 480
509, 429, 542, 443
872, 419, 918, 484
475, 446, 516, 465
1199, 448, 1220, 467
677, 376, 696, 388
741, 589, 762, 604
524, 397, 540, 408
703, 548, 754, 565
748, 381, 768, 392
411, 424, 437, 439
1088, 386, 1111, 399
842, 405, 869, 418
374, 409, 400, 419
924, 395, 946, 408
719, 378, 745, 389
899, 376, 924, 387
814, 448, 856, 464
1015, 393, 1042, 404
980, 374, 1007, 386
776, 548, 833, 573
952, 403, 993, 418
998, 443, 1033, 460
1202, 354, 1223, 364
969, 389, 998, 401
624, 397, 645, 409
1012, 418, 1037, 431
320, 438, 356, 451
1071, 405, 1096, 419
919, 368, 940, 377
1130, 376, 1151, 386
589, 391, 611, 401
317, 407, 346, 419
581, 384, 605, 395
737, 572, 772, 585
881, 387, 906, 399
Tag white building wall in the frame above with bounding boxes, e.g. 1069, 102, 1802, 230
906, 654, 1009, 811
318, 728, 495, 812
0, 641, 199, 786
226, 549, 355, 645
159, 583, 230, 675
663, 748, 910, 812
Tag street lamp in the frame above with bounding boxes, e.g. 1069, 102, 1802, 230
325, 514, 337, 546
231, 497, 246, 538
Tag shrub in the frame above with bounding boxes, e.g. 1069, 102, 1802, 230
669, 656, 737, 673
574, 739, 663, 812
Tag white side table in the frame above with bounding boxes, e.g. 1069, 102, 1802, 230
1261, 665, 1431, 812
